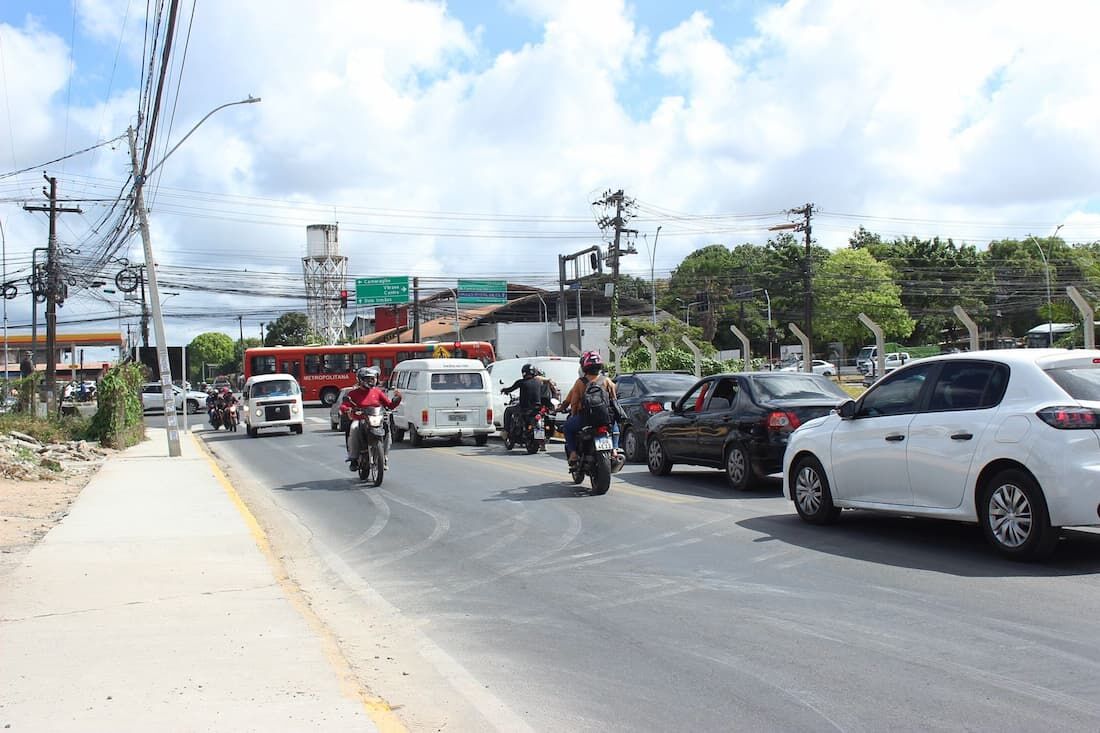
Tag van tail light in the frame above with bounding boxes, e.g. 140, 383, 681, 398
486, 408, 493, 423
642, 400, 663, 414
421, 409, 429, 425
765, 410, 801, 433
1037, 406, 1100, 429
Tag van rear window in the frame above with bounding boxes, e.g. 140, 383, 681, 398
430, 373, 484, 390
1045, 366, 1100, 401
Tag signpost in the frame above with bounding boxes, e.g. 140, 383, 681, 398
356, 276, 410, 307
457, 279, 507, 305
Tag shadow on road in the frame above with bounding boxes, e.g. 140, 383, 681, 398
738, 511, 1100, 577
485, 480, 603, 502
274, 477, 371, 492
620, 468, 783, 501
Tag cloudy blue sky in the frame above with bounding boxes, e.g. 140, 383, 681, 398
1, 0, 1098, 349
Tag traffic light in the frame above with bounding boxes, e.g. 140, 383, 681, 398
340, 289, 348, 309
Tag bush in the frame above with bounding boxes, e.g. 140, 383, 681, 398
0, 413, 91, 443
86, 363, 146, 448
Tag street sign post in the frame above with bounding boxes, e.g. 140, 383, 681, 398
356, 276, 410, 307
457, 279, 507, 305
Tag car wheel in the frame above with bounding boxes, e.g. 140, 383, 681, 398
979, 469, 1057, 560
409, 425, 423, 447
331, 420, 339, 431
247, 426, 258, 438
621, 427, 640, 463
475, 434, 489, 447
293, 424, 303, 435
822, 371, 833, 377
186, 399, 199, 414
791, 455, 841, 524
724, 443, 754, 491
320, 388, 339, 407
647, 436, 672, 476
391, 418, 404, 443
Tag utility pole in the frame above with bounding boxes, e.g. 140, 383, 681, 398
412, 276, 420, 342
24, 175, 81, 412
593, 189, 637, 346
790, 202, 815, 354
139, 265, 150, 347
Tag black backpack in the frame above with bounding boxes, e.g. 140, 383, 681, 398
580, 377, 612, 427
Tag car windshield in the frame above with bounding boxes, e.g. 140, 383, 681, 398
1045, 366, 1100, 401
252, 379, 298, 397
749, 374, 848, 401
431, 372, 484, 390
638, 373, 697, 393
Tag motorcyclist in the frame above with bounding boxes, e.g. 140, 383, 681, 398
218, 387, 238, 427
340, 366, 402, 471
206, 387, 220, 424
501, 363, 548, 443
560, 351, 621, 466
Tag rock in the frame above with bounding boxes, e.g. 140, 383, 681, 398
39, 457, 63, 472
10, 431, 41, 446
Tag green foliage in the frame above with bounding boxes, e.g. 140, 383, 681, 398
264, 312, 311, 346
815, 248, 915, 346
229, 337, 263, 378
0, 413, 91, 443
87, 363, 146, 448
188, 332, 236, 382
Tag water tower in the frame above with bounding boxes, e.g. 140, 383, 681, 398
302, 224, 347, 344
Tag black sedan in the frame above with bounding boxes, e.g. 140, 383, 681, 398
645, 372, 848, 490
614, 371, 699, 462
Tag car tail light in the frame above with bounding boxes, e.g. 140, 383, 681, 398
486, 408, 493, 423
642, 400, 663, 414
1036, 406, 1100, 429
765, 410, 801, 432
421, 409, 429, 425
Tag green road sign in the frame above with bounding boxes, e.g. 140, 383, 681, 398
457, 278, 507, 304
356, 276, 410, 306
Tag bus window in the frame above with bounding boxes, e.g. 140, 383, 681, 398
251, 355, 276, 375
323, 353, 349, 373
376, 357, 394, 379
305, 354, 322, 375
350, 352, 368, 370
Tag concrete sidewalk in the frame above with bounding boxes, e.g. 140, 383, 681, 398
0, 428, 387, 732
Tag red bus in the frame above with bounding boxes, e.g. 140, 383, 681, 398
243, 341, 496, 405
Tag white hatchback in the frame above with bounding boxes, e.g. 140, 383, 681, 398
782, 349, 1100, 560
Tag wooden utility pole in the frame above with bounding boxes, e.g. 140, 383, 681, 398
23, 175, 81, 412
593, 189, 637, 346
788, 203, 815, 355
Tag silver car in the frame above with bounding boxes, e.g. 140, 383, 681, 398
329, 386, 354, 431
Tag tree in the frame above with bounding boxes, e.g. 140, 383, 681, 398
661, 245, 741, 342
230, 337, 263, 376
264, 312, 312, 346
187, 332, 236, 383
814, 248, 914, 347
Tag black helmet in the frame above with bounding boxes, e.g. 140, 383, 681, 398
521, 363, 534, 378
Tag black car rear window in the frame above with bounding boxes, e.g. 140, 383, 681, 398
1046, 366, 1100, 401
749, 374, 848, 401
638, 373, 698, 392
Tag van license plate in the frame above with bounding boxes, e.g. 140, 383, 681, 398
595, 436, 613, 451
534, 429, 545, 440
449, 413, 467, 422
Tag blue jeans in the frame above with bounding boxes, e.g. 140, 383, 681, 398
564, 415, 620, 455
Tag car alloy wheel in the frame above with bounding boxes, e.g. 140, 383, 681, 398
622, 428, 638, 462
791, 456, 840, 524
725, 444, 751, 491
647, 436, 671, 476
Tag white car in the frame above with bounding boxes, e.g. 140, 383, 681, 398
140, 383, 209, 414
242, 374, 304, 437
782, 349, 1100, 560
779, 359, 836, 376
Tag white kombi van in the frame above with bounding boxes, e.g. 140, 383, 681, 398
242, 373, 304, 437
389, 358, 494, 447
486, 356, 580, 432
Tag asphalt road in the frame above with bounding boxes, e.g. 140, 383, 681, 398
174, 407, 1100, 732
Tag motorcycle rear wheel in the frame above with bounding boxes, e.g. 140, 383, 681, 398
590, 453, 612, 495
525, 437, 539, 454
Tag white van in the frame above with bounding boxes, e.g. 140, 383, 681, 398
242, 374, 305, 438
389, 358, 494, 447
486, 356, 580, 432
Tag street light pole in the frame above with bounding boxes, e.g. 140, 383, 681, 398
128, 95, 260, 457
647, 225, 661, 324
1035, 224, 1063, 346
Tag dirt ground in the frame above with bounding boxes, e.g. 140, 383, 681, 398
0, 472, 98, 577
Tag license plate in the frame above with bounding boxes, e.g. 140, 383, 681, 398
448, 412, 468, 422
534, 429, 545, 440
594, 436, 613, 451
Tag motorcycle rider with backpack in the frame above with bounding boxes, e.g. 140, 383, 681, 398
561, 351, 621, 467
340, 366, 402, 471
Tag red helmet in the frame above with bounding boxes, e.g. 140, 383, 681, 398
579, 350, 603, 374
220, 386, 231, 394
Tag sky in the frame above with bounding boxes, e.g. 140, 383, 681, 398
1, 0, 1099, 353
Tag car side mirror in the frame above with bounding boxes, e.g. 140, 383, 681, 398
837, 400, 857, 419
664, 400, 677, 413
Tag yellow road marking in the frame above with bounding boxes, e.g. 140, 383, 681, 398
191, 433, 407, 732
461, 452, 695, 504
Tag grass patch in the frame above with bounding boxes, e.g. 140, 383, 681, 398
0, 413, 92, 444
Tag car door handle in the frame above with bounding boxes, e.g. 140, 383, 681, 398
950, 432, 973, 441
884, 434, 905, 442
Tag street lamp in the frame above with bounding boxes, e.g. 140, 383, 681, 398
676, 298, 703, 327
1035, 224, 1063, 346
644, 226, 662, 324
130, 95, 260, 457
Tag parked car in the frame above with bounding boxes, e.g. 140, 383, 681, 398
140, 383, 209, 414
211, 375, 233, 392
645, 372, 849, 490
613, 371, 698, 462
779, 359, 836, 376
782, 349, 1100, 560
861, 352, 914, 386
329, 386, 354, 431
